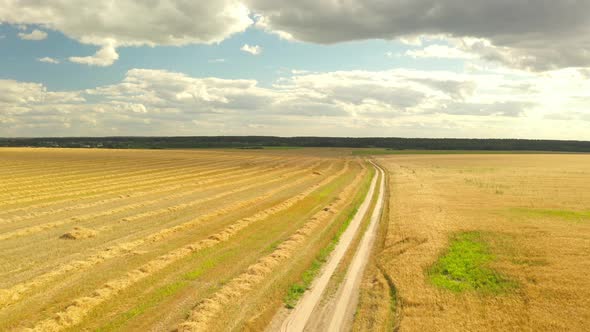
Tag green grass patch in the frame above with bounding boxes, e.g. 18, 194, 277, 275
284, 167, 376, 308
429, 232, 515, 293
510, 208, 590, 222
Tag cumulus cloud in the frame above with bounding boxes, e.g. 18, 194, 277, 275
69, 43, 119, 67
246, 0, 590, 70
18, 29, 47, 40
37, 57, 59, 64
0, 0, 252, 66
3, 1, 590, 69
3, 67, 590, 138
272, 69, 536, 120
433, 101, 533, 117
87, 69, 274, 113
0, 79, 85, 128
406, 44, 476, 60
241, 44, 262, 55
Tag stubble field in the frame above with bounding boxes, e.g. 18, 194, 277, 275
355, 154, 590, 331
2, 148, 589, 332
0, 148, 372, 331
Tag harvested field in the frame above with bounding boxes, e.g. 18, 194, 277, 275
0, 148, 370, 331
355, 154, 590, 331
5, 149, 589, 332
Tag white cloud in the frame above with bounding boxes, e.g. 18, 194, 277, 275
246, 1, 590, 70
253, 13, 293, 41
0, 1, 252, 66
69, 43, 119, 67
87, 69, 274, 113
18, 29, 47, 40
241, 44, 262, 55
208, 58, 226, 63
0, 79, 85, 120
406, 44, 476, 60
2, 67, 590, 139
37, 57, 60, 64
3, 1, 590, 70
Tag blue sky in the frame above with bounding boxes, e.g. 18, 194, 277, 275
0, 24, 464, 90
0, 1, 589, 139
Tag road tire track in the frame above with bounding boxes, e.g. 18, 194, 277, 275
279, 161, 386, 332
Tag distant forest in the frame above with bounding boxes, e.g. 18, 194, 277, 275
1, 136, 590, 152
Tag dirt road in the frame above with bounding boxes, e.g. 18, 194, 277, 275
279, 161, 386, 331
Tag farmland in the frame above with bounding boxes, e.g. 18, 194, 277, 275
0, 148, 374, 331
355, 154, 590, 331
2, 148, 590, 331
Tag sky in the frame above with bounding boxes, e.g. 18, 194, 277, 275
0, 1, 589, 139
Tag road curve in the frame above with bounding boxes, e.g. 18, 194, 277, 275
279, 161, 386, 332
327, 162, 386, 331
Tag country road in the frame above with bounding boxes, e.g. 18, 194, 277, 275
279, 161, 386, 332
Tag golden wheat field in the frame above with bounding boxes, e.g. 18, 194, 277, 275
0, 147, 375, 331
355, 154, 590, 332
3, 148, 590, 332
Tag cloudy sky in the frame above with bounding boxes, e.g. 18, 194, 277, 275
1, 1, 589, 139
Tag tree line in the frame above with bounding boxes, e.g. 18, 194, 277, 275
1, 136, 589, 152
